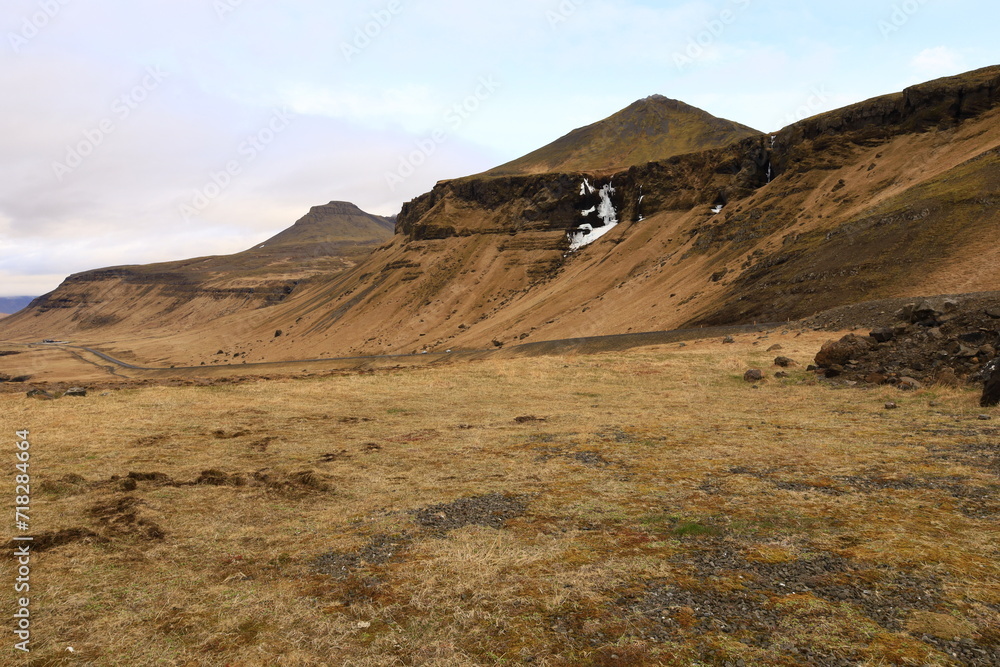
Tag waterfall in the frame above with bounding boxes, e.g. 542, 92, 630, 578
767, 135, 776, 184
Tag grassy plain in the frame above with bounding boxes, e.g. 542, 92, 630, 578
1, 331, 998, 666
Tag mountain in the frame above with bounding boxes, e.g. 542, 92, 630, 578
0, 202, 393, 352
240, 65, 998, 361
483, 95, 760, 176
0, 296, 36, 315
4, 66, 1000, 366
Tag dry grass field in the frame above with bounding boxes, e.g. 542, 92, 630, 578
2, 331, 998, 666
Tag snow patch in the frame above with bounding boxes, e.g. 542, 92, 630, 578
580, 179, 596, 196
569, 182, 619, 251
711, 204, 724, 214
581, 206, 597, 217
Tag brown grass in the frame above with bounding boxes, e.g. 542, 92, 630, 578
2, 331, 998, 665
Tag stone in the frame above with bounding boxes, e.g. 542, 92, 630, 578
774, 356, 796, 368
865, 372, 888, 385
948, 341, 978, 358
896, 304, 916, 322
958, 331, 986, 345
27, 389, 56, 400
985, 308, 1000, 319
980, 364, 1000, 407
64, 387, 88, 398
723, 336, 735, 344
912, 300, 943, 326
897, 377, 923, 391
744, 369, 764, 383
869, 328, 895, 343
815, 334, 875, 368
774, 371, 790, 379
978, 414, 993, 421
885, 402, 898, 410
767, 344, 783, 352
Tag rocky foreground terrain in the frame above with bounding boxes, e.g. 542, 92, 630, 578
809, 295, 1000, 393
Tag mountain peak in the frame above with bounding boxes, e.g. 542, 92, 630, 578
483, 96, 760, 176
311, 201, 366, 215
267, 201, 395, 246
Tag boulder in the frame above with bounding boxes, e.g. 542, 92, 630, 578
722, 336, 735, 344
64, 387, 88, 398
912, 300, 942, 326
869, 328, 895, 343
767, 344, 783, 352
743, 369, 764, 383
981, 364, 1000, 407
897, 377, 923, 391
774, 356, 796, 368
814, 334, 875, 368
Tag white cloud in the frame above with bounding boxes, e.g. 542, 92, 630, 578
0, 270, 67, 298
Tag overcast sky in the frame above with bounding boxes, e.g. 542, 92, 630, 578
1, 0, 998, 297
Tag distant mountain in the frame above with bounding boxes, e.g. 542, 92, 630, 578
0, 297, 35, 315
0, 201, 393, 345
483, 95, 760, 176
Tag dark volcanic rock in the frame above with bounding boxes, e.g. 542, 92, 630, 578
414, 493, 527, 533
870, 327, 895, 343
743, 369, 764, 382
981, 365, 1000, 407
815, 334, 875, 368
26, 389, 55, 400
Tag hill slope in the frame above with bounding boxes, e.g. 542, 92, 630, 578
484, 95, 760, 176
